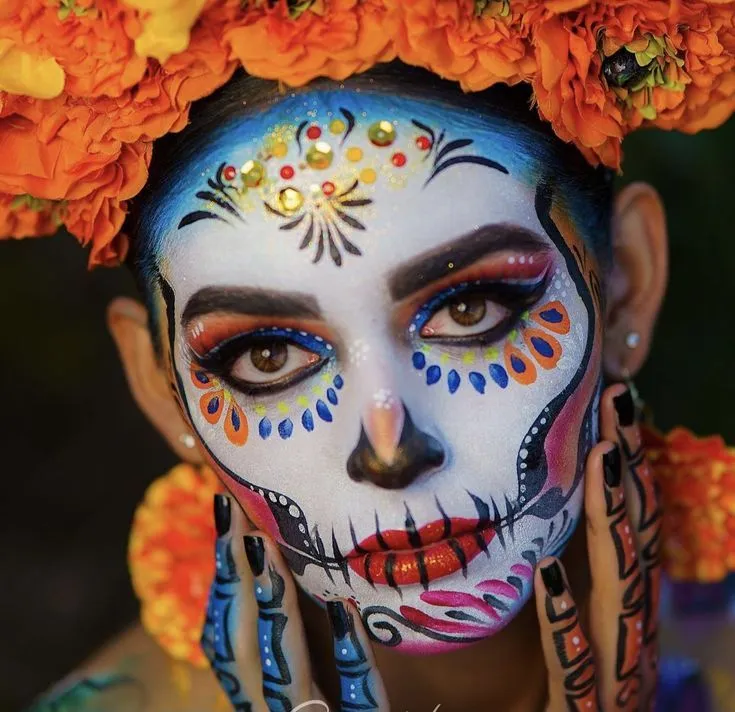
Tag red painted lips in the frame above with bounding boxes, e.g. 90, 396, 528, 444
347, 518, 496, 587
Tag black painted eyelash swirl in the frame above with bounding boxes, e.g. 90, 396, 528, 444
411, 274, 550, 347
192, 328, 333, 397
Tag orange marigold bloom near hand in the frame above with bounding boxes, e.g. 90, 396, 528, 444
224, 0, 397, 87
643, 425, 735, 583
388, 0, 536, 91
129, 463, 222, 668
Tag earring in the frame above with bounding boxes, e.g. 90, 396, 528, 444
178, 433, 196, 449
625, 331, 641, 349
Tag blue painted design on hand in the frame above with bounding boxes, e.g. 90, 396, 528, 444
316, 400, 333, 422
333, 374, 344, 389
412, 352, 426, 370
302, 409, 315, 432
327, 387, 338, 406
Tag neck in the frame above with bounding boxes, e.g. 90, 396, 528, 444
301, 528, 590, 712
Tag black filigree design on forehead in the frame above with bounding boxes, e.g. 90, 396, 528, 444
178, 108, 509, 266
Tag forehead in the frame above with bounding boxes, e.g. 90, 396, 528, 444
149, 90, 557, 296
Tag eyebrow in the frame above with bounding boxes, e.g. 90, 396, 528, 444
181, 286, 322, 325
388, 224, 549, 302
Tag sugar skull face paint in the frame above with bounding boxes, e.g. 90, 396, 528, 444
144, 89, 605, 653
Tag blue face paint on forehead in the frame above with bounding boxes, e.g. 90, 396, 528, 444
139, 90, 598, 261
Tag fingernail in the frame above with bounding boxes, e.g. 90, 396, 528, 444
613, 389, 635, 428
327, 600, 350, 640
244, 535, 265, 576
541, 561, 565, 597
603, 445, 622, 489
214, 494, 231, 537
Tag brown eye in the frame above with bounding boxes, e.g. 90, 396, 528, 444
449, 296, 487, 327
250, 342, 288, 373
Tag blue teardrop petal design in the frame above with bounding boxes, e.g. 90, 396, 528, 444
448, 369, 461, 394
231, 407, 241, 430
207, 396, 220, 415
259, 417, 272, 440
194, 370, 210, 385
426, 365, 441, 385
531, 336, 554, 358
301, 409, 315, 432
469, 372, 486, 394
327, 388, 338, 406
412, 352, 427, 370
510, 355, 526, 374
489, 364, 509, 389
316, 400, 333, 422
333, 374, 344, 390
278, 419, 294, 440
539, 307, 563, 323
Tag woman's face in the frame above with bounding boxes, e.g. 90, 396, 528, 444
149, 90, 604, 653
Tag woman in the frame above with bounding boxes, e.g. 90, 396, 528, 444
2, 2, 732, 710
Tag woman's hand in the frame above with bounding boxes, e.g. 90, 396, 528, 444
536, 384, 662, 712
200, 494, 389, 712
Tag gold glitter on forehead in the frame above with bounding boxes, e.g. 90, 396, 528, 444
180, 108, 509, 266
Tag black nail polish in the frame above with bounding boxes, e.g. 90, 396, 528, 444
244, 536, 265, 576
603, 445, 622, 489
214, 494, 231, 537
613, 389, 635, 428
327, 601, 350, 640
541, 561, 565, 597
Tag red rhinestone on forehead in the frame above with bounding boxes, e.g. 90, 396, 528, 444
322, 181, 336, 196
223, 165, 237, 181
416, 136, 432, 151
280, 165, 295, 179
306, 125, 322, 140
392, 152, 407, 167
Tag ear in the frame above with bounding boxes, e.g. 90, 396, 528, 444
107, 297, 203, 464
603, 182, 669, 379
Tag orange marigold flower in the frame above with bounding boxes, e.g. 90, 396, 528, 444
524, 0, 735, 168
129, 463, 222, 668
0, 192, 64, 239
643, 425, 735, 583
225, 0, 397, 87
388, 0, 536, 91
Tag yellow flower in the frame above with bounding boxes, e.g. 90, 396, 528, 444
123, 0, 208, 64
0, 39, 64, 99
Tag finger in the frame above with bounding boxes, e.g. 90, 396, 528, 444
586, 441, 644, 710
202, 494, 268, 712
601, 386, 662, 701
245, 534, 314, 710
327, 600, 390, 711
535, 558, 599, 712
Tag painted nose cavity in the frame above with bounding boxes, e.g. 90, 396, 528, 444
346, 400, 446, 489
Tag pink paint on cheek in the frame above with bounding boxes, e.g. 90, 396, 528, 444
206, 460, 284, 543
421, 590, 502, 622
540, 330, 602, 495
476, 579, 521, 600
511, 563, 533, 579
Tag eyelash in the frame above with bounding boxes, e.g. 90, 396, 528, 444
191, 327, 334, 396
410, 275, 550, 346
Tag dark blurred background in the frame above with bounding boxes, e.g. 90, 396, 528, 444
1, 119, 733, 710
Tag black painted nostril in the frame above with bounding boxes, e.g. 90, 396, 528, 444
346, 404, 445, 490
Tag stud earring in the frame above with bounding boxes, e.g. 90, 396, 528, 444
179, 433, 196, 449
625, 331, 641, 349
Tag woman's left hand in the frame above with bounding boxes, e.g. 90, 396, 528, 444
536, 383, 662, 711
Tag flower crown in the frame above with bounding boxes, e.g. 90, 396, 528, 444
0, 0, 733, 267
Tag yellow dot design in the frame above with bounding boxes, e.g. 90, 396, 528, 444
360, 168, 377, 184
346, 146, 363, 163
330, 119, 347, 134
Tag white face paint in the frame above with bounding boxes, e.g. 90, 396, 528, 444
153, 91, 604, 653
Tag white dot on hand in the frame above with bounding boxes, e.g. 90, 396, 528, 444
341, 648, 348, 655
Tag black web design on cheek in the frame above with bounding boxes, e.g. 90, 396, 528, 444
509, 183, 600, 522
158, 274, 352, 585
177, 110, 507, 267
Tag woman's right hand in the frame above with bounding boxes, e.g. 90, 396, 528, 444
201, 494, 389, 712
